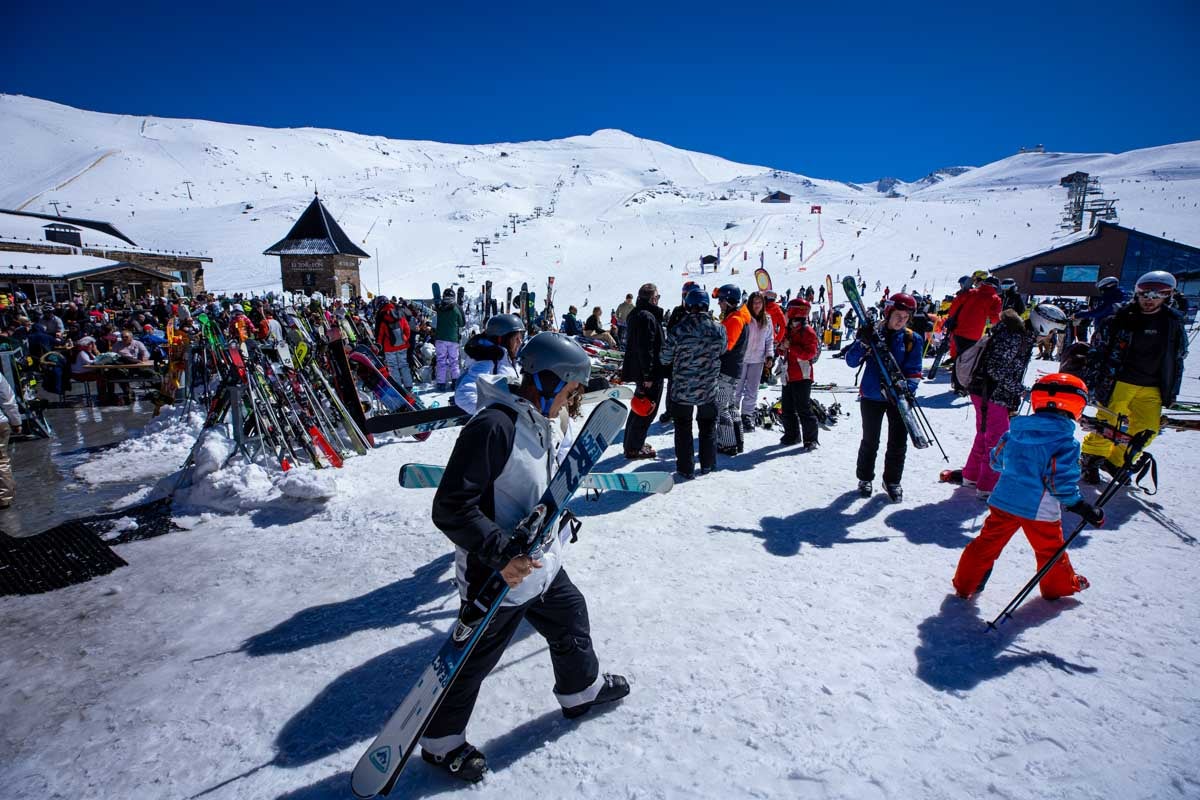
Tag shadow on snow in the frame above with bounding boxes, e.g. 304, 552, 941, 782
711, 490, 895, 557
914, 594, 1097, 692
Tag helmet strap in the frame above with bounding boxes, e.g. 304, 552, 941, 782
533, 372, 565, 415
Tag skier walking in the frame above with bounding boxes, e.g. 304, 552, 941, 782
844, 293, 924, 501
620, 284, 664, 460
434, 289, 466, 391
455, 313, 525, 414
1079, 271, 1188, 483
952, 373, 1102, 600
777, 298, 820, 449
660, 288, 725, 478
714, 285, 750, 456
420, 334, 629, 782
735, 292, 775, 432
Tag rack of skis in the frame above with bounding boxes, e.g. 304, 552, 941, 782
180, 307, 635, 473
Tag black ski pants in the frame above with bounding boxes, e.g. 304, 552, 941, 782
623, 378, 663, 454
672, 401, 717, 475
423, 568, 598, 740
780, 380, 819, 445
856, 398, 908, 485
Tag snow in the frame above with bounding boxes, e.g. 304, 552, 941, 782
3, 347, 1200, 800
2, 94, 1198, 310
2, 93, 1200, 799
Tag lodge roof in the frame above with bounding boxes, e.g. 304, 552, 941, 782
263, 194, 370, 258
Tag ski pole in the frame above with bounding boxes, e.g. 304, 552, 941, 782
987, 429, 1153, 630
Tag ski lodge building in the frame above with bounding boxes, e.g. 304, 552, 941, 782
0, 209, 210, 302
761, 191, 792, 204
987, 222, 1200, 299
264, 194, 367, 299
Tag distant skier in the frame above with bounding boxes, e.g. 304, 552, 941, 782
952, 373, 1101, 600
420, 334, 629, 782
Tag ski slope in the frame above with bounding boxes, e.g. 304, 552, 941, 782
2, 94, 1199, 311
2, 345, 1199, 800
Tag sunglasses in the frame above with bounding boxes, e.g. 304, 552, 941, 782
1136, 290, 1170, 300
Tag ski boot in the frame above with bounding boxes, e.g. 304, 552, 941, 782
562, 673, 630, 719
1080, 454, 1103, 485
422, 742, 488, 783
779, 435, 800, 446
717, 444, 739, 457
858, 480, 873, 498
741, 414, 755, 434
939, 469, 964, 485
800, 441, 819, 453
885, 483, 903, 502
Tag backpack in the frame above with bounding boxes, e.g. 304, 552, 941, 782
954, 334, 991, 392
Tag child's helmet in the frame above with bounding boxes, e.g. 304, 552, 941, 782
1030, 373, 1089, 420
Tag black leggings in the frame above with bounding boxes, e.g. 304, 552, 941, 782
856, 398, 908, 484
672, 401, 717, 475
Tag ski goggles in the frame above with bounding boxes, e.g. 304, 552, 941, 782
1135, 289, 1171, 300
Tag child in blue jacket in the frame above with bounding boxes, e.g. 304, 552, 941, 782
953, 373, 1105, 599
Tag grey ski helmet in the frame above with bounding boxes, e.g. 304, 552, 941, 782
484, 313, 524, 338
518, 331, 591, 385
1135, 270, 1177, 292
1096, 276, 1120, 291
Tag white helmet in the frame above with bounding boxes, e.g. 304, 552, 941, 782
1135, 270, 1177, 293
1030, 302, 1068, 336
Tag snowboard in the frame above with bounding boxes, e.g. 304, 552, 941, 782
925, 336, 951, 380
400, 463, 673, 494
350, 398, 628, 798
754, 268, 773, 292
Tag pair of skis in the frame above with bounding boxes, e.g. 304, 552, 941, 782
350, 398, 628, 797
399, 463, 674, 495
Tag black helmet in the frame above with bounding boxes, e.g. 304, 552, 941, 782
715, 284, 742, 306
517, 332, 591, 385
484, 313, 523, 338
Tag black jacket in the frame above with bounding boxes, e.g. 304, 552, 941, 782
621, 300, 664, 382
1086, 303, 1188, 406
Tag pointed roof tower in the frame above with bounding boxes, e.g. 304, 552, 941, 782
263, 193, 370, 258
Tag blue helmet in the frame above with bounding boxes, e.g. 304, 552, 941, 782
684, 288, 710, 311
715, 284, 742, 306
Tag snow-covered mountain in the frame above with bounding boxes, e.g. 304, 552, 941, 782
2, 94, 1199, 308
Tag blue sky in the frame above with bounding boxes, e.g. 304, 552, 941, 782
6, 0, 1198, 181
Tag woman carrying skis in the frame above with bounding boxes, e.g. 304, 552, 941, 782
844, 293, 923, 502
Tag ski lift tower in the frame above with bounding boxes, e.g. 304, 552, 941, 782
473, 237, 491, 266
1059, 172, 1118, 233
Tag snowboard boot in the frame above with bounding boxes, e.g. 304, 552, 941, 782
885, 483, 903, 502
422, 742, 488, 783
858, 480, 873, 498
562, 673, 630, 719
700, 466, 714, 475
779, 435, 800, 446
717, 444, 739, 457
939, 469, 964, 485
741, 414, 755, 433
800, 441, 819, 453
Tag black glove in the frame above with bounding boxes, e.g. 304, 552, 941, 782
1067, 500, 1105, 527
855, 325, 874, 342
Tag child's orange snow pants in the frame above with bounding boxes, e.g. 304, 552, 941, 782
953, 507, 1084, 600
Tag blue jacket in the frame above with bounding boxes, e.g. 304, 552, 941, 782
987, 413, 1083, 521
845, 326, 925, 402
